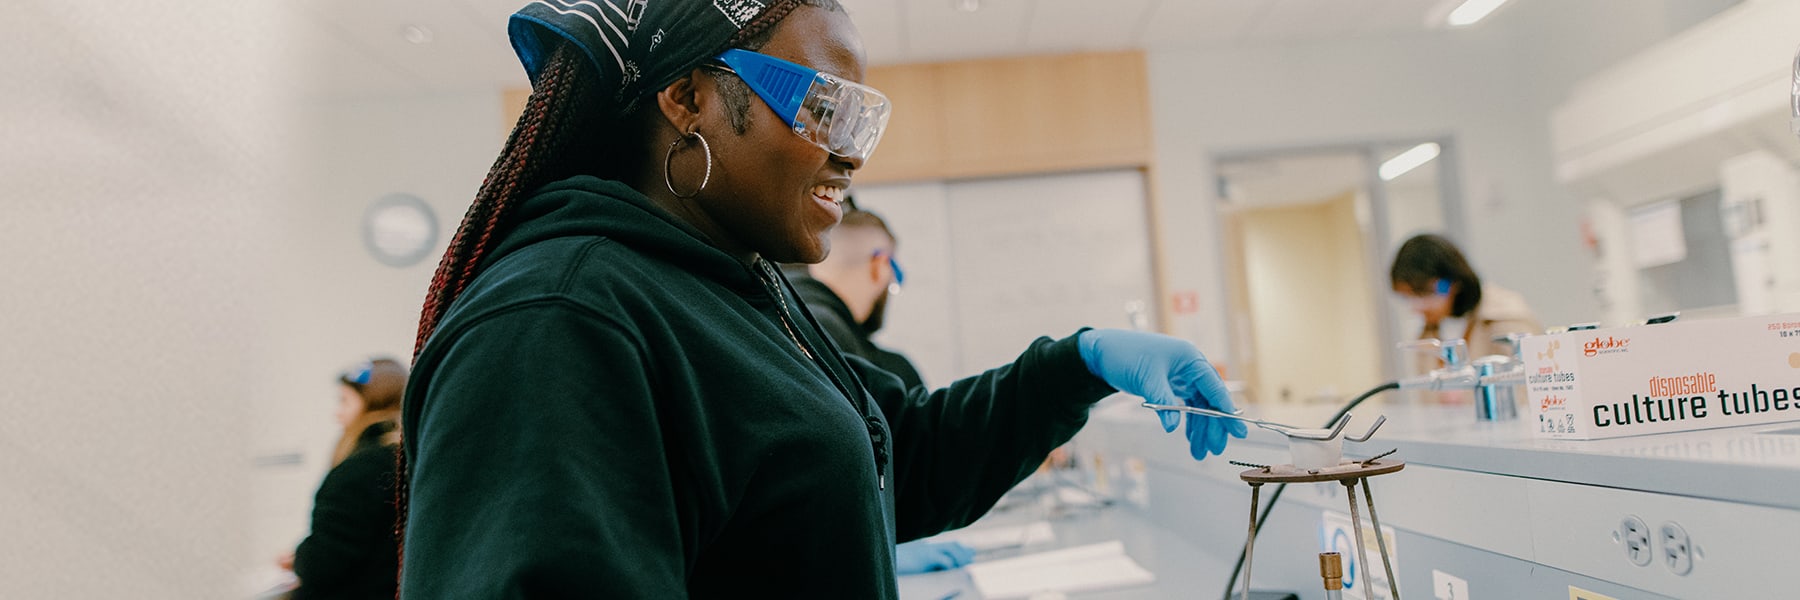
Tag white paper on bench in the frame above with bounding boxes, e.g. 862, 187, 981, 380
964, 541, 1155, 599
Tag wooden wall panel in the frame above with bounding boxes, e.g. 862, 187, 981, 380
858, 63, 945, 182
860, 50, 1150, 184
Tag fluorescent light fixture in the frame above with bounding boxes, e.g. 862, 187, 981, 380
401, 24, 434, 44
1379, 143, 1440, 181
1446, 0, 1509, 27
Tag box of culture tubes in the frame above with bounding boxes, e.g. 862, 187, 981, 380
1520, 312, 1800, 439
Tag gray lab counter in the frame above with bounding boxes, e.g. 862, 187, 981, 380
901, 396, 1800, 599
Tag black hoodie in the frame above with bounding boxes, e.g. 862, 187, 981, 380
292, 421, 398, 600
401, 176, 1115, 598
785, 271, 927, 392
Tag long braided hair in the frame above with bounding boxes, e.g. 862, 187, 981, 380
394, 1, 816, 590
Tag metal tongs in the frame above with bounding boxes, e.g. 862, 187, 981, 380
1140, 403, 1386, 442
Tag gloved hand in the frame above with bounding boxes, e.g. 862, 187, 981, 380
895, 540, 977, 575
1078, 328, 1248, 460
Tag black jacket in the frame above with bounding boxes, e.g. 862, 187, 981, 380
293, 421, 399, 600
787, 272, 927, 391
400, 176, 1115, 598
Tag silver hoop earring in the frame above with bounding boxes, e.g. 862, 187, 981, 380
663, 130, 713, 199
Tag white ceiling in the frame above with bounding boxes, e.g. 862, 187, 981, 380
299, 0, 1464, 98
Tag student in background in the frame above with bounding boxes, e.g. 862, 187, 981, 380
787, 203, 923, 390
1390, 233, 1541, 359
281, 358, 405, 600
786, 205, 975, 573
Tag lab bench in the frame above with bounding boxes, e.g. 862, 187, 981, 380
902, 396, 1800, 599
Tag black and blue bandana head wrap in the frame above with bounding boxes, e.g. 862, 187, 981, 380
509, 0, 794, 108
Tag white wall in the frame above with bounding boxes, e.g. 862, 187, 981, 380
1508, 0, 1744, 112
1145, 0, 1734, 366
2, 1, 292, 597
251, 90, 504, 568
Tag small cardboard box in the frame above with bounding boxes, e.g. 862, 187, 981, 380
1521, 313, 1800, 439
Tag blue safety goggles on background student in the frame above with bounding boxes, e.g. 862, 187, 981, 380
339, 361, 374, 387
841, 194, 907, 293
707, 49, 892, 162
880, 251, 905, 295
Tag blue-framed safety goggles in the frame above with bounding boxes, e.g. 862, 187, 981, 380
887, 255, 905, 288
710, 49, 892, 162
340, 361, 373, 386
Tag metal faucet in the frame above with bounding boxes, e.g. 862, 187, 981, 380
1471, 355, 1520, 421
1400, 337, 1468, 369
1397, 336, 1526, 421
1398, 338, 1476, 391
1469, 333, 1534, 421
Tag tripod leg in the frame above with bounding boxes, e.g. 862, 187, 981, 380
1343, 480, 1375, 599
1241, 483, 1262, 600
1361, 478, 1400, 600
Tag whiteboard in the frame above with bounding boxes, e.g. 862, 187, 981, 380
852, 181, 959, 390
858, 170, 1159, 384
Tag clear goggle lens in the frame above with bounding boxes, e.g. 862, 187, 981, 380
713, 49, 892, 162
795, 72, 891, 162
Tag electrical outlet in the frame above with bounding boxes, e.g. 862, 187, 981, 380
1660, 521, 1694, 576
1617, 516, 1652, 567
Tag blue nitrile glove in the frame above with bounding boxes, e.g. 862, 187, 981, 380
895, 540, 977, 575
1078, 329, 1249, 460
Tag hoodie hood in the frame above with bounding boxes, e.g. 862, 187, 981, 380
483, 175, 762, 291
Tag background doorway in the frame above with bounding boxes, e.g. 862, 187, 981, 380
1215, 140, 1464, 404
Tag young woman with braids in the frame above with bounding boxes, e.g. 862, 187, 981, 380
400, 1, 1246, 596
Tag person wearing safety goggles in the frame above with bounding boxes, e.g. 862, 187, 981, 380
281, 358, 407, 600
1389, 233, 1541, 363
400, 1, 1245, 597
705, 49, 892, 164
785, 204, 924, 391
